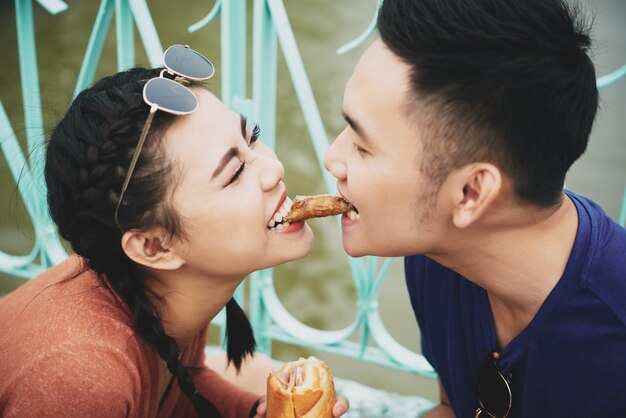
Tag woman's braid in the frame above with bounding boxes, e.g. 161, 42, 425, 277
45, 67, 231, 417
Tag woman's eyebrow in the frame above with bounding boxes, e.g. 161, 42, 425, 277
211, 115, 248, 180
240, 114, 247, 141
212, 147, 240, 180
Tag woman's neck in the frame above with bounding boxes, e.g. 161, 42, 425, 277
145, 269, 245, 350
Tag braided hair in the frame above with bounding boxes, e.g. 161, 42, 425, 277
44, 67, 256, 417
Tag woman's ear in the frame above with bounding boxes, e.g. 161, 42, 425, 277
449, 163, 502, 228
121, 228, 185, 270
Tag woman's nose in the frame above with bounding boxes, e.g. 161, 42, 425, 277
259, 153, 285, 192
323, 134, 347, 181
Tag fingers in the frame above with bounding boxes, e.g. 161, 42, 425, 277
255, 397, 267, 417
333, 396, 350, 417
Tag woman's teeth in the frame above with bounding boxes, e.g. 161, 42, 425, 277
347, 210, 360, 221
268, 197, 293, 230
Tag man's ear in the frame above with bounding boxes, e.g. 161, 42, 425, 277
449, 163, 502, 228
121, 228, 185, 270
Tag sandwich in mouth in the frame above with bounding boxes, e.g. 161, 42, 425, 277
284, 194, 357, 223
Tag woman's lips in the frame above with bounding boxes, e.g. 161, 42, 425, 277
267, 193, 293, 230
275, 220, 305, 233
272, 191, 288, 218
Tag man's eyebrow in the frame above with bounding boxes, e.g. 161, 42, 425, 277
342, 112, 370, 144
212, 147, 240, 180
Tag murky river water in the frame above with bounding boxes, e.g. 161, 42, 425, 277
1, 0, 624, 402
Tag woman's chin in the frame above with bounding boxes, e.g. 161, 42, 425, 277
266, 225, 314, 267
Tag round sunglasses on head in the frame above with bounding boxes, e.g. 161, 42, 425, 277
114, 45, 214, 229
142, 44, 216, 115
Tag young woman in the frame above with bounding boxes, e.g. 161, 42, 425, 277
0, 46, 348, 417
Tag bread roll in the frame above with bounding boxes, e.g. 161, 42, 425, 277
266, 356, 337, 418
284, 195, 356, 223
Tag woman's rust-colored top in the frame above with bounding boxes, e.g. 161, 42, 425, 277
0, 256, 258, 417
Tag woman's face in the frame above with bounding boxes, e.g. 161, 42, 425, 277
163, 88, 313, 277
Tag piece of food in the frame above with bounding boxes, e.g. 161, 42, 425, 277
266, 356, 337, 418
284, 194, 356, 223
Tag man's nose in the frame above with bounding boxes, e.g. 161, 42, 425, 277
324, 134, 348, 181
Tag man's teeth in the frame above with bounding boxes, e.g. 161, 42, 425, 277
347, 210, 360, 221
268, 197, 293, 230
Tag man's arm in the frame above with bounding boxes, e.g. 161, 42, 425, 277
424, 379, 455, 418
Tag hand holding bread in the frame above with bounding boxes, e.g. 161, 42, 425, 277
266, 356, 337, 418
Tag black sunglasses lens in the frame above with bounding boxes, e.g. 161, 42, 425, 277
477, 354, 511, 417
144, 78, 197, 114
164, 45, 214, 80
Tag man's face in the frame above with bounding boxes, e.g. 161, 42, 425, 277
324, 40, 442, 257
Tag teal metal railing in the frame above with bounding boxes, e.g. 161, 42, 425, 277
2, 0, 625, 380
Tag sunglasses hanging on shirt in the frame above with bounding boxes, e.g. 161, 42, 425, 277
475, 351, 512, 418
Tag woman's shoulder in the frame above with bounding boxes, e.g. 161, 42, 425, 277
0, 256, 157, 383
1, 256, 132, 328
0, 333, 159, 418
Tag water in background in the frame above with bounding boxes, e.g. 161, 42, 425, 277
1, 0, 624, 402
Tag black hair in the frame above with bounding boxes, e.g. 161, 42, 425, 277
44, 67, 255, 417
378, 0, 598, 207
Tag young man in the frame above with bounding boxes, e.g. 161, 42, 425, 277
324, 0, 626, 417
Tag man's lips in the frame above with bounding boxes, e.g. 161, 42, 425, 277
336, 188, 358, 214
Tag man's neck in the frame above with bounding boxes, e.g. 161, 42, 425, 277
430, 193, 579, 347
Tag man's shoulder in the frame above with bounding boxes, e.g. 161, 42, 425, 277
582, 229, 626, 327
563, 190, 626, 325
566, 190, 625, 243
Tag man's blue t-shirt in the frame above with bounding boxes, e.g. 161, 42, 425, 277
404, 191, 626, 417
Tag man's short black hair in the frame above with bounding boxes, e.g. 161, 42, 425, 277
378, 0, 598, 207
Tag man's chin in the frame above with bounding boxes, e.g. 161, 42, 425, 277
342, 238, 370, 258
342, 237, 408, 258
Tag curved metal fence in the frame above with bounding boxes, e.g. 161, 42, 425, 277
1, 0, 625, 380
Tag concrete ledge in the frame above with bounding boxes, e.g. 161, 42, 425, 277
334, 376, 434, 418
